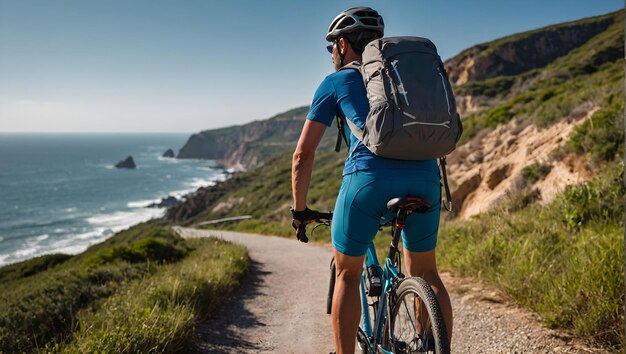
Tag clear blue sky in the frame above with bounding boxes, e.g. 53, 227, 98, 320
0, 0, 622, 133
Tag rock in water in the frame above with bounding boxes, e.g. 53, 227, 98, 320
162, 149, 175, 158
147, 196, 179, 208
115, 156, 136, 169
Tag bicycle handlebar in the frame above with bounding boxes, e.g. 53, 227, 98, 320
293, 209, 333, 243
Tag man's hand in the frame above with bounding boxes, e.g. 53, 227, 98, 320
290, 207, 317, 243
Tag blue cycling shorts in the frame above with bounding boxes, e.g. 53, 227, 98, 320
331, 169, 441, 257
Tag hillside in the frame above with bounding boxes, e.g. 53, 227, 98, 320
177, 106, 339, 170
165, 10, 625, 350
446, 9, 623, 218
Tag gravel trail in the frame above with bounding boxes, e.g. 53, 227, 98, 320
175, 227, 605, 354
175, 228, 335, 354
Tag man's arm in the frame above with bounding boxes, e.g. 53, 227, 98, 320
292, 119, 327, 211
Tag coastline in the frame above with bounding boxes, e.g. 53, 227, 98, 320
0, 164, 231, 268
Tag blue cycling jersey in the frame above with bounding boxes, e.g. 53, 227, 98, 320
307, 69, 439, 176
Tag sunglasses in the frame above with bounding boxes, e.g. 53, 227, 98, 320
326, 44, 333, 53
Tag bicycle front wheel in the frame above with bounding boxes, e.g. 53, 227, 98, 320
387, 277, 449, 354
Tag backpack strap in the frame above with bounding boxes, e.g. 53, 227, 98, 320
335, 114, 349, 152
341, 60, 362, 72
334, 60, 363, 153
439, 156, 453, 212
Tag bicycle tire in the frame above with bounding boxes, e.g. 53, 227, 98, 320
386, 277, 450, 354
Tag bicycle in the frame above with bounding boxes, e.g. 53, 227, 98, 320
297, 196, 450, 354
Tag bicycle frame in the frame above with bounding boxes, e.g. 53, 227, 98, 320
359, 241, 401, 354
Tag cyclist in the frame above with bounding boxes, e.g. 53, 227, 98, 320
290, 7, 453, 354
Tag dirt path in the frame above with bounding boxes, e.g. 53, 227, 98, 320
175, 228, 334, 354
175, 228, 604, 354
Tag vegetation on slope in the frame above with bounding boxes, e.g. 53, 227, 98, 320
62, 238, 247, 353
0, 220, 249, 353
439, 163, 624, 348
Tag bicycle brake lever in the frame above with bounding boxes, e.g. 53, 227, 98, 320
294, 222, 309, 243
310, 222, 330, 239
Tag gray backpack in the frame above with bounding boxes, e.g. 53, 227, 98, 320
335, 36, 463, 210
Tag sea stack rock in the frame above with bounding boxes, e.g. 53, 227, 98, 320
147, 196, 179, 208
162, 149, 175, 158
115, 156, 136, 169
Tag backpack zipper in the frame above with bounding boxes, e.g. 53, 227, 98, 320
389, 60, 410, 106
403, 120, 451, 128
437, 67, 452, 116
401, 111, 451, 128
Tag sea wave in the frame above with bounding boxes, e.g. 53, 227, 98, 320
157, 156, 179, 162
87, 208, 164, 231
186, 177, 217, 189
8, 217, 76, 231
0, 254, 10, 266
10, 235, 48, 260
127, 198, 161, 208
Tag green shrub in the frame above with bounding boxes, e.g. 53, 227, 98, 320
507, 188, 542, 212
88, 236, 190, 265
567, 98, 624, 163
458, 75, 516, 97
484, 104, 515, 127
559, 164, 624, 229
521, 163, 552, 185
0, 253, 72, 284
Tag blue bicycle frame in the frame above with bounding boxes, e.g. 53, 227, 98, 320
359, 242, 401, 354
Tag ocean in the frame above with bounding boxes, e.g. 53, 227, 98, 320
0, 133, 223, 267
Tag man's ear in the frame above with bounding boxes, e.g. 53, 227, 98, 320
338, 37, 348, 55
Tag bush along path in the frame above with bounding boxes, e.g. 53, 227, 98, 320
174, 227, 605, 354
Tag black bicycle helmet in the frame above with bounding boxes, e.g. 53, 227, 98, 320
326, 7, 384, 42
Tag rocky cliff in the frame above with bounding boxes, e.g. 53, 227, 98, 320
447, 11, 620, 117
177, 106, 337, 170
445, 12, 615, 86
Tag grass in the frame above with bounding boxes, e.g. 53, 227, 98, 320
0, 220, 249, 354
437, 163, 625, 349
60, 238, 248, 354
